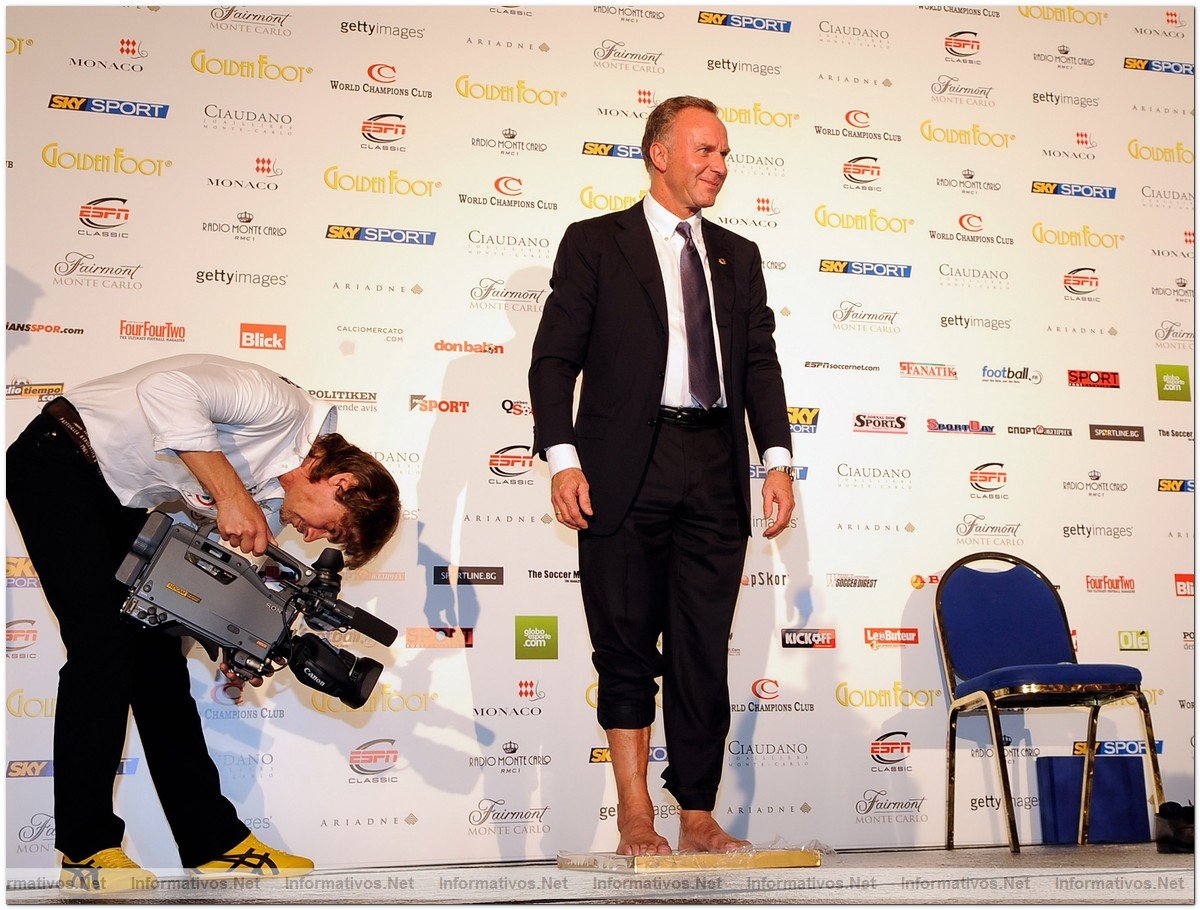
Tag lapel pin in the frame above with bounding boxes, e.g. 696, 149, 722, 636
718, 257, 727, 265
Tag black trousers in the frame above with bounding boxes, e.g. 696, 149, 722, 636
579, 420, 747, 811
6, 413, 249, 865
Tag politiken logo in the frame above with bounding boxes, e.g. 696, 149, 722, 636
787, 406, 819, 434
239, 323, 285, 350
48, 93, 169, 118
781, 629, 836, 649
697, 11, 792, 33
325, 224, 436, 245
515, 616, 558, 660
1068, 369, 1118, 389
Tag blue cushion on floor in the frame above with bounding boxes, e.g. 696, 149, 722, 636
955, 663, 1142, 700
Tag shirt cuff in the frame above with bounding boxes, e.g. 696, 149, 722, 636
761, 447, 791, 472
545, 444, 581, 477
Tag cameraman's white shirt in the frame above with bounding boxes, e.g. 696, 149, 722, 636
65, 354, 335, 517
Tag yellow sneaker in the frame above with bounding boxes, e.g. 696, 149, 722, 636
192, 833, 313, 878
60, 847, 158, 893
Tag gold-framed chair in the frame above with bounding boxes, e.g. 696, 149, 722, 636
934, 551, 1165, 852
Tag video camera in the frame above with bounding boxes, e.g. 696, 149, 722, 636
116, 511, 397, 709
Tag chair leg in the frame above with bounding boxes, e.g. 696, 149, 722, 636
983, 696, 1020, 852
1135, 691, 1166, 810
1078, 704, 1101, 845
946, 707, 960, 849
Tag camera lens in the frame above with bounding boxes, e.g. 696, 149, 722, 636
342, 657, 383, 709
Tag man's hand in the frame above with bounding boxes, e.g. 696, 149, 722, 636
219, 662, 264, 706
551, 467, 593, 530
215, 490, 274, 558
178, 450, 276, 557
761, 470, 795, 539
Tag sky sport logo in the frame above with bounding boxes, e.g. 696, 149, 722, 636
325, 224, 436, 245
581, 141, 642, 159
819, 259, 912, 278
1031, 180, 1117, 199
697, 10, 792, 32
48, 93, 169, 118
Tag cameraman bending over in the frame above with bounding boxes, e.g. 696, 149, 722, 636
6, 354, 400, 892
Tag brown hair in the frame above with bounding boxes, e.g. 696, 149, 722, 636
306, 433, 400, 569
640, 95, 719, 173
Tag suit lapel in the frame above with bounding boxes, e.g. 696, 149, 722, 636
702, 223, 735, 379
614, 205, 668, 332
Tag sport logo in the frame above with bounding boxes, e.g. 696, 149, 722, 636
78, 197, 130, 230
1068, 369, 1119, 388
406, 627, 474, 648
853, 414, 907, 434
349, 738, 399, 775
361, 114, 406, 143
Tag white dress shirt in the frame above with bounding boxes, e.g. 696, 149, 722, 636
65, 354, 336, 526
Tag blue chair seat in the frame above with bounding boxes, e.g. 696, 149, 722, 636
955, 662, 1142, 700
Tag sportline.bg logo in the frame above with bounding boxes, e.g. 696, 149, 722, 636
240, 323, 285, 349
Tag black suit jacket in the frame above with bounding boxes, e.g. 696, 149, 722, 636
529, 202, 791, 537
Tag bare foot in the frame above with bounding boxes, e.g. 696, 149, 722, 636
616, 810, 672, 856
677, 810, 751, 853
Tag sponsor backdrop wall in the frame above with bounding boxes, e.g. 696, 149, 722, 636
5, 3, 1195, 869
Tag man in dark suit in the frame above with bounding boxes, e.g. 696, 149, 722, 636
529, 96, 794, 855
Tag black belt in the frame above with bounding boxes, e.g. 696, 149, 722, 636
43, 397, 99, 466
657, 405, 728, 428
